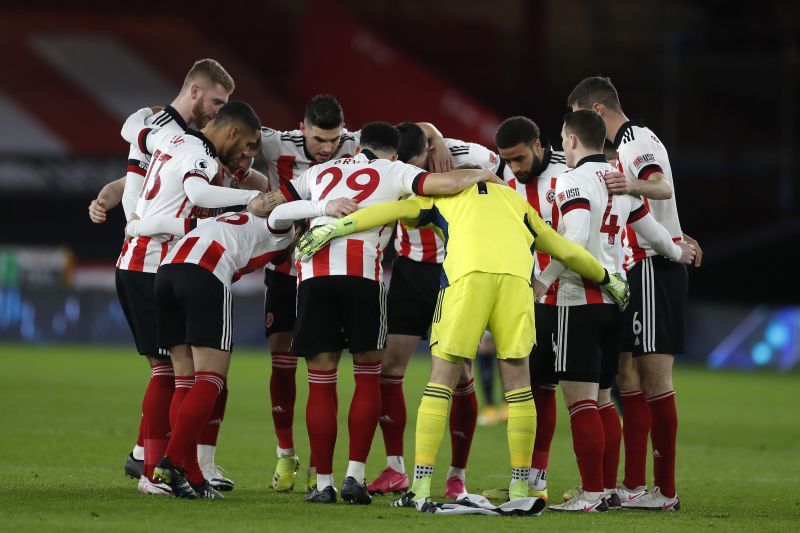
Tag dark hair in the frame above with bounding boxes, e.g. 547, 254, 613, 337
214, 100, 261, 132
495, 116, 540, 149
567, 76, 621, 112
360, 121, 400, 154
563, 109, 607, 151
396, 122, 428, 163
304, 94, 344, 130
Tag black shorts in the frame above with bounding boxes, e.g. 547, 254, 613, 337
387, 257, 442, 339
264, 268, 297, 337
115, 268, 169, 358
530, 303, 558, 386
291, 276, 387, 356
554, 304, 624, 388
625, 256, 688, 356
155, 263, 234, 352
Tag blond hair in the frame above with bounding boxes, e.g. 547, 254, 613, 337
183, 58, 235, 94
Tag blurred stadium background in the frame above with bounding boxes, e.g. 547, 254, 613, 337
0, 0, 799, 372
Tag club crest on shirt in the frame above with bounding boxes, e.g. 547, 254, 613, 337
546, 189, 555, 203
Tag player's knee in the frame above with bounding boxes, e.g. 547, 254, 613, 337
617, 365, 640, 391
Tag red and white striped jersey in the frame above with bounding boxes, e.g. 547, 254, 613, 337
259, 127, 360, 276
547, 155, 649, 306
117, 130, 219, 273
162, 211, 295, 287
505, 146, 569, 305
121, 106, 187, 221
614, 121, 682, 269
393, 138, 515, 264
286, 151, 427, 281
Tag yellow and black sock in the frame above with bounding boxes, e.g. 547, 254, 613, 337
505, 387, 536, 469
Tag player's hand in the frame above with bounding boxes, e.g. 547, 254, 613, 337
297, 220, 356, 260
88, 198, 107, 223
603, 171, 634, 195
248, 191, 284, 216
124, 213, 140, 242
675, 241, 696, 265
325, 197, 358, 218
533, 280, 549, 302
429, 139, 454, 173
601, 271, 630, 311
682, 233, 702, 267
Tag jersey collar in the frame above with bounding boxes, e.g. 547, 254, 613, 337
574, 154, 607, 168
164, 105, 188, 131
612, 119, 645, 149
185, 129, 218, 158
532, 143, 553, 177
359, 148, 379, 160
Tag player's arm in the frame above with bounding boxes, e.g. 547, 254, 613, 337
267, 198, 358, 232
89, 176, 126, 223
417, 168, 504, 196
604, 171, 673, 200
528, 207, 629, 309
126, 216, 197, 239
628, 204, 695, 264
237, 166, 269, 192
120, 107, 164, 155
535, 195, 592, 296
297, 197, 429, 259
417, 122, 453, 172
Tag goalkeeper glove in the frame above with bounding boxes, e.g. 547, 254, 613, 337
601, 271, 630, 311
296, 219, 356, 261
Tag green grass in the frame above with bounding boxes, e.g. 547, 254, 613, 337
0, 343, 798, 531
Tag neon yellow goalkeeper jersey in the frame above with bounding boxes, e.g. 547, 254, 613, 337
398, 182, 605, 287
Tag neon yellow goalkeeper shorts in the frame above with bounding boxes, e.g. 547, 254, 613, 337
430, 272, 535, 362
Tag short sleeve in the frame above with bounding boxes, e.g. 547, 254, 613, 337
182, 146, 217, 183
622, 138, 664, 181
392, 161, 429, 196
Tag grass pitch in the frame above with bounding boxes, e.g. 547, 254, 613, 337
0, 343, 798, 531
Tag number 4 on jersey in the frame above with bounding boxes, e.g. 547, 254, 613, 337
600, 193, 620, 244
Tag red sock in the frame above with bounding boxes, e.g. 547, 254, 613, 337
143, 362, 174, 481
648, 391, 678, 497
349, 362, 382, 463
197, 383, 227, 446
270, 352, 297, 450
136, 416, 145, 448
599, 401, 622, 489
620, 390, 651, 488
449, 378, 477, 469
306, 369, 338, 475
532, 385, 557, 469
568, 399, 604, 493
166, 372, 225, 485
379, 374, 406, 457
170, 376, 194, 430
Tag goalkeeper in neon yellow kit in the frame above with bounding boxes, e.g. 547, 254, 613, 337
298, 180, 629, 508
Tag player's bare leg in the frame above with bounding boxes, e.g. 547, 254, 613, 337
497, 357, 536, 501
616, 352, 650, 502
446, 361, 477, 498
368, 333, 417, 494
625, 353, 680, 510
304, 351, 341, 503
269, 330, 302, 492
